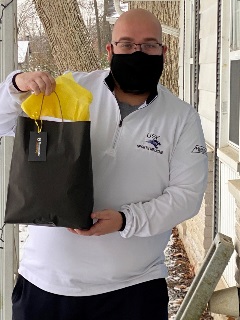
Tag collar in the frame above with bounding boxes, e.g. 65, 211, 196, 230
104, 72, 158, 105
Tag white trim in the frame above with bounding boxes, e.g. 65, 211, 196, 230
183, 0, 192, 104
217, 146, 240, 173
218, 0, 231, 149
225, 2, 240, 154
229, 140, 239, 152
0, 138, 15, 320
178, 0, 185, 100
229, 49, 240, 60
0, 1, 18, 320
177, 0, 194, 103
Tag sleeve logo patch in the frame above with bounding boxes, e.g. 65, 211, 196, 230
192, 145, 207, 155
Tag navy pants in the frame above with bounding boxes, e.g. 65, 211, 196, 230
12, 275, 169, 320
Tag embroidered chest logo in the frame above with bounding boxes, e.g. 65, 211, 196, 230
192, 145, 207, 155
137, 133, 163, 154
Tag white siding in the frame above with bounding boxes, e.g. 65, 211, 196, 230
178, 0, 184, 100
199, 4, 218, 38
199, 64, 217, 92
199, 35, 217, 64
198, 90, 216, 122
200, 0, 217, 13
200, 115, 215, 147
198, 1, 218, 148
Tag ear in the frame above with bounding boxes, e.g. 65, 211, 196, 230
162, 45, 167, 62
106, 42, 113, 62
163, 45, 167, 54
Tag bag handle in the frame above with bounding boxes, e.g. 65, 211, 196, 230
33, 91, 63, 133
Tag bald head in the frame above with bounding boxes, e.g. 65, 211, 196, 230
112, 9, 162, 43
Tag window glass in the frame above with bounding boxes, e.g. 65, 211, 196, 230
229, 60, 240, 146
231, 0, 240, 51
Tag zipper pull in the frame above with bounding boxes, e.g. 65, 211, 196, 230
119, 119, 123, 127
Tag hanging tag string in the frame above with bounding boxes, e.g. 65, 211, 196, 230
35, 120, 43, 134
32, 94, 44, 133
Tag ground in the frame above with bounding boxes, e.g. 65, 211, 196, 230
166, 227, 214, 319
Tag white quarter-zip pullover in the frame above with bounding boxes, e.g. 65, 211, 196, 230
0, 70, 208, 296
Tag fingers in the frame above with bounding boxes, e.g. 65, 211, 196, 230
29, 74, 55, 96
67, 227, 97, 236
15, 71, 56, 96
91, 211, 110, 220
67, 224, 99, 236
74, 225, 99, 236
68, 210, 123, 237
67, 228, 79, 234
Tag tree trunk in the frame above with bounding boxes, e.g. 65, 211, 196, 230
93, 0, 102, 57
102, 0, 112, 53
32, 0, 100, 73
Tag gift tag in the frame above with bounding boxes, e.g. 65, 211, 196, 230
28, 132, 47, 161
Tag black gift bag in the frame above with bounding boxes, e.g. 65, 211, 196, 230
4, 116, 93, 229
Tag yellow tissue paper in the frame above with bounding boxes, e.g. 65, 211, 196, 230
21, 73, 93, 121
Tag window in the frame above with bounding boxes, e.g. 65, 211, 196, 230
231, 0, 240, 51
229, 0, 240, 146
229, 60, 240, 145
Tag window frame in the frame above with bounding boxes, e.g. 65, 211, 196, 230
228, 0, 240, 148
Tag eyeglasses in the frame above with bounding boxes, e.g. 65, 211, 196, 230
112, 41, 163, 54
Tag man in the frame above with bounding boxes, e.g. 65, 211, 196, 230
0, 8, 208, 320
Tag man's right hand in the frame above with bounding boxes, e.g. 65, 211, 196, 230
15, 71, 56, 96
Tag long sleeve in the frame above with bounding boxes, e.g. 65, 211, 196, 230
120, 111, 208, 238
0, 71, 30, 136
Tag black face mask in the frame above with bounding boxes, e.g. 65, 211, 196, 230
110, 51, 164, 94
